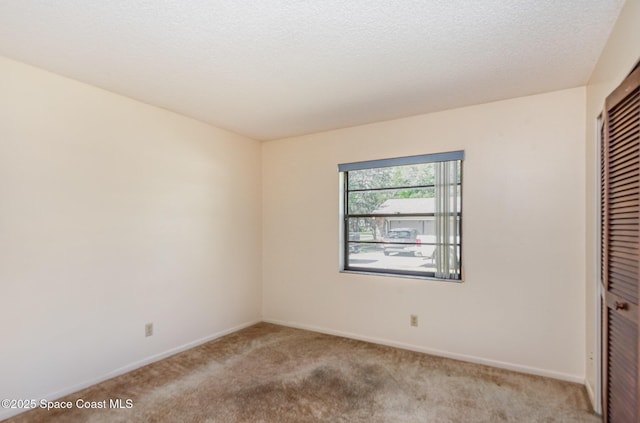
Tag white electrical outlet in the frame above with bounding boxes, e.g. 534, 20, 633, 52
145, 323, 153, 337
410, 315, 418, 327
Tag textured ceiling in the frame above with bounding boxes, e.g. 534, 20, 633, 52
0, 1, 625, 140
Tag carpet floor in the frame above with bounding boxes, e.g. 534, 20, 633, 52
5, 323, 600, 422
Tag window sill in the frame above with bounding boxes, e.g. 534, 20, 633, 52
340, 269, 464, 283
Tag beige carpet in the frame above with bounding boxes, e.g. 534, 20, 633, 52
6, 323, 600, 422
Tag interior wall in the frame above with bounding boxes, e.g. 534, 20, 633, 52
263, 87, 587, 382
584, 0, 640, 408
0, 56, 262, 419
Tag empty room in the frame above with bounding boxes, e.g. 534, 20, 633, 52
1, 1, 639, 422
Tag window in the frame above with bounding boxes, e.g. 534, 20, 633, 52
339, 151, 463, 280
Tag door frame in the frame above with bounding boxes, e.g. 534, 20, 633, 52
593, 114, 603, 416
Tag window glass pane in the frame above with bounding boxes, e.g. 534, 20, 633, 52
348, 163, 436, 190
347, 187, 436, 215
347, 245, 437, 274
346, 217, 380, 240
346, 241, 379, 255
347, 217, 441, 242
347, 242, 460, 276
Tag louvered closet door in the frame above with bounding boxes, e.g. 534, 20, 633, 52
602, 64, 640, 423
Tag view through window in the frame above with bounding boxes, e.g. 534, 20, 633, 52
340, 152, 463, 280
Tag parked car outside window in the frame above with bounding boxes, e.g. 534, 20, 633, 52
383, 228, 419, 256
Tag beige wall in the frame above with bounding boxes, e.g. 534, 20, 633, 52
584, 0, 640, 407
0, 56, 262, 420
5, 3, 637, 412
263, 87, 587, 381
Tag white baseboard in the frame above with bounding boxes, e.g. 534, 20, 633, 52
585, 378, 601, 415
263, 318, 586, 384
0, 319, 260, 422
